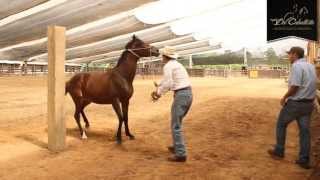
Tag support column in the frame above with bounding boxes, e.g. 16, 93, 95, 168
86, 62, 89, 72
243, 47, 248, 65
307, 41, 318, 64
47, 26, 66, 151
318, 0, 320, 44
22, 60, 28, 75
188, 55, 193, 69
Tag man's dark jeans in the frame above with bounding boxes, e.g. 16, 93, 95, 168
274, 99, 314, 162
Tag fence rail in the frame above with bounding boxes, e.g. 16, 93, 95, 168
0, 64, 290, 79
0, 64, 81, 76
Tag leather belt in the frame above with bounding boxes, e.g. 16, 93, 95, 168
174, 86, 191, 93
292, 99, 314, 103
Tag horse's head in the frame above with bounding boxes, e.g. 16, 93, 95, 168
125, 35, 160, 58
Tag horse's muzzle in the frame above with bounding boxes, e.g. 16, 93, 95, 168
151, 46, 160, 57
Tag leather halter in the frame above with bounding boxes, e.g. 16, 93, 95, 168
126, 47, 153, 58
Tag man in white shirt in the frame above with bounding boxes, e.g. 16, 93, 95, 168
268, 46, 317, 169
151, 46, 193, 162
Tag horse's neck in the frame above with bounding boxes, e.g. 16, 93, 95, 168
116, 52, 138, 83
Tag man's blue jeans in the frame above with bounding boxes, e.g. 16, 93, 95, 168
274, 99, 314, 162
171, 88, 193, 157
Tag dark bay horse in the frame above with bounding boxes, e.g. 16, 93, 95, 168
65, 35, 159, 144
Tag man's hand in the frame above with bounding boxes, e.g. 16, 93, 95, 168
151, 91, 161, 102
280, 97, 286, 106
153, 81, 159, 87
280, 86, 299, 106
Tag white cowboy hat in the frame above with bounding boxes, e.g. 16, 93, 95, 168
160, 46, 179, 59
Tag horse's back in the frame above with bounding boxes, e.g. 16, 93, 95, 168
67, 71, 110, 87
66, 70, 132, 103
68, 71, 115, 99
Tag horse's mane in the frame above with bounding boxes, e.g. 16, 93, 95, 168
116, 51, 129, 67
116, 37, 143, 67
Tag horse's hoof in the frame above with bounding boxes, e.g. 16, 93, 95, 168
129, 135, 135, 140
81, 132, 88, 139
85, 125, 90, 129
116, 139, 122, 145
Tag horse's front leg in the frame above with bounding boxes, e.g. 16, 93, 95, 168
112, 99, 123, 144
122, 100, 135, 140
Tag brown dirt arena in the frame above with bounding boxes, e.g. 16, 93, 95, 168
0, 75, 319, 180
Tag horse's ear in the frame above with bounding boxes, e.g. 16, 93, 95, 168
132, 34, 136, 40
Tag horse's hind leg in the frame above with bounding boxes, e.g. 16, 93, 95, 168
122, 100, 135, 140
72, 96, 87, 139
69, 82, 87, 139
112, 99, 123, 144
81, 110, 90, 129
81, 101, 91, 129
74, 107, 87, 139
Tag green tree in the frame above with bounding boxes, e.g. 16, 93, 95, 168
192, 52, 244, 65
246, 50, 252, 60
264, 48, 279, 64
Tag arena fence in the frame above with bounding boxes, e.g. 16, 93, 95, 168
248, 69, 289, 79
0, 63, 290, 79
0, 63, 81, 76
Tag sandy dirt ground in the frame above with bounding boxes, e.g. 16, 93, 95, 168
0, 75, 319, 180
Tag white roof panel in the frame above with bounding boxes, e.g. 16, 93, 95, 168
152, 35, 196, 49
68, 35, 196, 64
0, 0, 48, 20
88, 39, 216, 64
0, 13, 155, 60
0, 0, 156, 48
32, 24, 181, 61
179, 45, 221, 56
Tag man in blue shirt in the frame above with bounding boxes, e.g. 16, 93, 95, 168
268, 47, 317, 169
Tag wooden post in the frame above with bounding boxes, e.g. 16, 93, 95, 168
318, 0, 320, 44
310, 0, 320, 169
307, 41, 318, 64
47, 26, 66, 151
